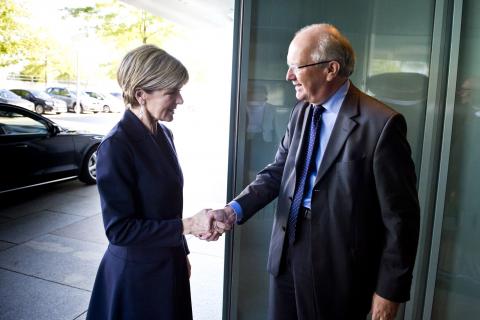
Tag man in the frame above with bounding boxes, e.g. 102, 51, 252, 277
209, 23, 420, 320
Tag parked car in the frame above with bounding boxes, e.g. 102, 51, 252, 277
10, 88, 67, 114
51, 98, 68, 112
71, 90, 103, 113
0, 103, 103, 193
85, 91, 125, 113
45, 87, 102, 113
0, 89, 35, 111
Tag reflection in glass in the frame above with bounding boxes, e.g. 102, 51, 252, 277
432, 2, 480, 317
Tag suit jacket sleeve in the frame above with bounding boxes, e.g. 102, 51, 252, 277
373, 113, 420, 301
96, 136, 184, 247
234, 103, 301, 223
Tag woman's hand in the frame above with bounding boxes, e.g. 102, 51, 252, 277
182, 209, 213, 236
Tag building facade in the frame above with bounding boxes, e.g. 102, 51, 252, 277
224, 0, 480, 319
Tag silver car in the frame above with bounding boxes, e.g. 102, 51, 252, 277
85, 91, 125, 113
0, 89, 35, 111
46, 87, 102, 113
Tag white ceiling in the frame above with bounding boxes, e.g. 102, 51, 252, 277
122, 0, 235, 29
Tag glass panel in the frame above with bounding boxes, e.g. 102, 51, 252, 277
431, 0, 480, 318
230, 0, 434, 318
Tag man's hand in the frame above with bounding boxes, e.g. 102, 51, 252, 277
211, 206, 237, 232
371, 293, 399, 320
197, 207, 237, 241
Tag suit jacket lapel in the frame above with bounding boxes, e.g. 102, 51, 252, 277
314, 85, 359, 185
121, 110, 183, 181
156, 124, 184, 181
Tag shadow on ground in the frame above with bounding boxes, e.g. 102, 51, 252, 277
0, 180, 223, 320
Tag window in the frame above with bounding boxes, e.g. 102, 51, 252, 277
0, 110, 48, 135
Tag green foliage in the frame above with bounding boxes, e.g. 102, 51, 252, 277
1, 0, 177, 82
61, 0, 177, 80
0, 0, 39, 67
64, 0, 176, 48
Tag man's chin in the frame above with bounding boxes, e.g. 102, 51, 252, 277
295, 93, 306, 101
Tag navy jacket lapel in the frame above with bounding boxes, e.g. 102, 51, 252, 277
120, 110, 183, 180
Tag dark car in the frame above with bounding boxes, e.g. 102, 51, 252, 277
10, 88, 67, 114
0, 103, 102, 193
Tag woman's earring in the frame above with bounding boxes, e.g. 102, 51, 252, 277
139, 102, 145, 119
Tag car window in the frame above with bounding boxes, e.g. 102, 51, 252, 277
86, 92, 104, 99
0, 110, 48, 135
0, 89, 20, 99
31, 90, 52, 100
58, 89, 70, 96
11, 90, 27, 97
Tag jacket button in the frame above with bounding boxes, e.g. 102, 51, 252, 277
288, 196, 293, 201
282, 226, 286, 231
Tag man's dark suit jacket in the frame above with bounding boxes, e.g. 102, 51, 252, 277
234, 83, 420, 318
87, 110, 192, 320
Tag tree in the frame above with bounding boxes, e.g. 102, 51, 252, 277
0, 0, 39, 67
65, 1, 175, 45
63, 0, 177, 80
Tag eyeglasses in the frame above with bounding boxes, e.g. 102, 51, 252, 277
288, 60, 334, 74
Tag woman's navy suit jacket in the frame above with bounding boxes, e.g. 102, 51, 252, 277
87, 110, 192, 320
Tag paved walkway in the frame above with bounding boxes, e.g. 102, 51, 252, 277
0, 181, 224, 320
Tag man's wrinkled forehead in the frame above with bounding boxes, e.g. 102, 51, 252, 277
287, 36, 315, 65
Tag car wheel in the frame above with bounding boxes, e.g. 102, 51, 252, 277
103, 105, 110, 113
79, 146, 98, 184
35, 104, 45, 114
73, 103, 81, 114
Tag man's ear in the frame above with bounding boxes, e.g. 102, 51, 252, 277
326, 61, 341, 81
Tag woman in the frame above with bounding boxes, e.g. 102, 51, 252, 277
87, 45, 212, 320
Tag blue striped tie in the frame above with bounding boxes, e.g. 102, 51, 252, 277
287, 105, 324, 243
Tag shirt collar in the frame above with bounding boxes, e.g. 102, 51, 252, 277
319, 80, 350, 114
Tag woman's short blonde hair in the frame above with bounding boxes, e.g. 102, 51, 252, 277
117, 44, 189, 107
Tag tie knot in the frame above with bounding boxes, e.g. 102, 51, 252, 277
311, 105, 325, 121
312, 104, 325, 113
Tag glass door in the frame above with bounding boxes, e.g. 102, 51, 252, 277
425, 0, 480, 318
226, 0, 435, 319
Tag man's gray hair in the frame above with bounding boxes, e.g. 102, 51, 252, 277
117, 44, 189, 107
297, 23, 355, 77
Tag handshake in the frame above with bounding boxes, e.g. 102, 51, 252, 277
182, 206, 237, 241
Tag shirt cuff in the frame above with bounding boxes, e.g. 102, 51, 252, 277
227, 201, 243, 222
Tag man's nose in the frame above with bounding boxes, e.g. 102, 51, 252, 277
286, 67, 296, 81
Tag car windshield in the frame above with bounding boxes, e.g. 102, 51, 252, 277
86, 92, 105, 99
0, 89, 21, 99
31, 90, 52, 100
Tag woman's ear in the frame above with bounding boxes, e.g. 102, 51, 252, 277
134, 89, 145, 106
